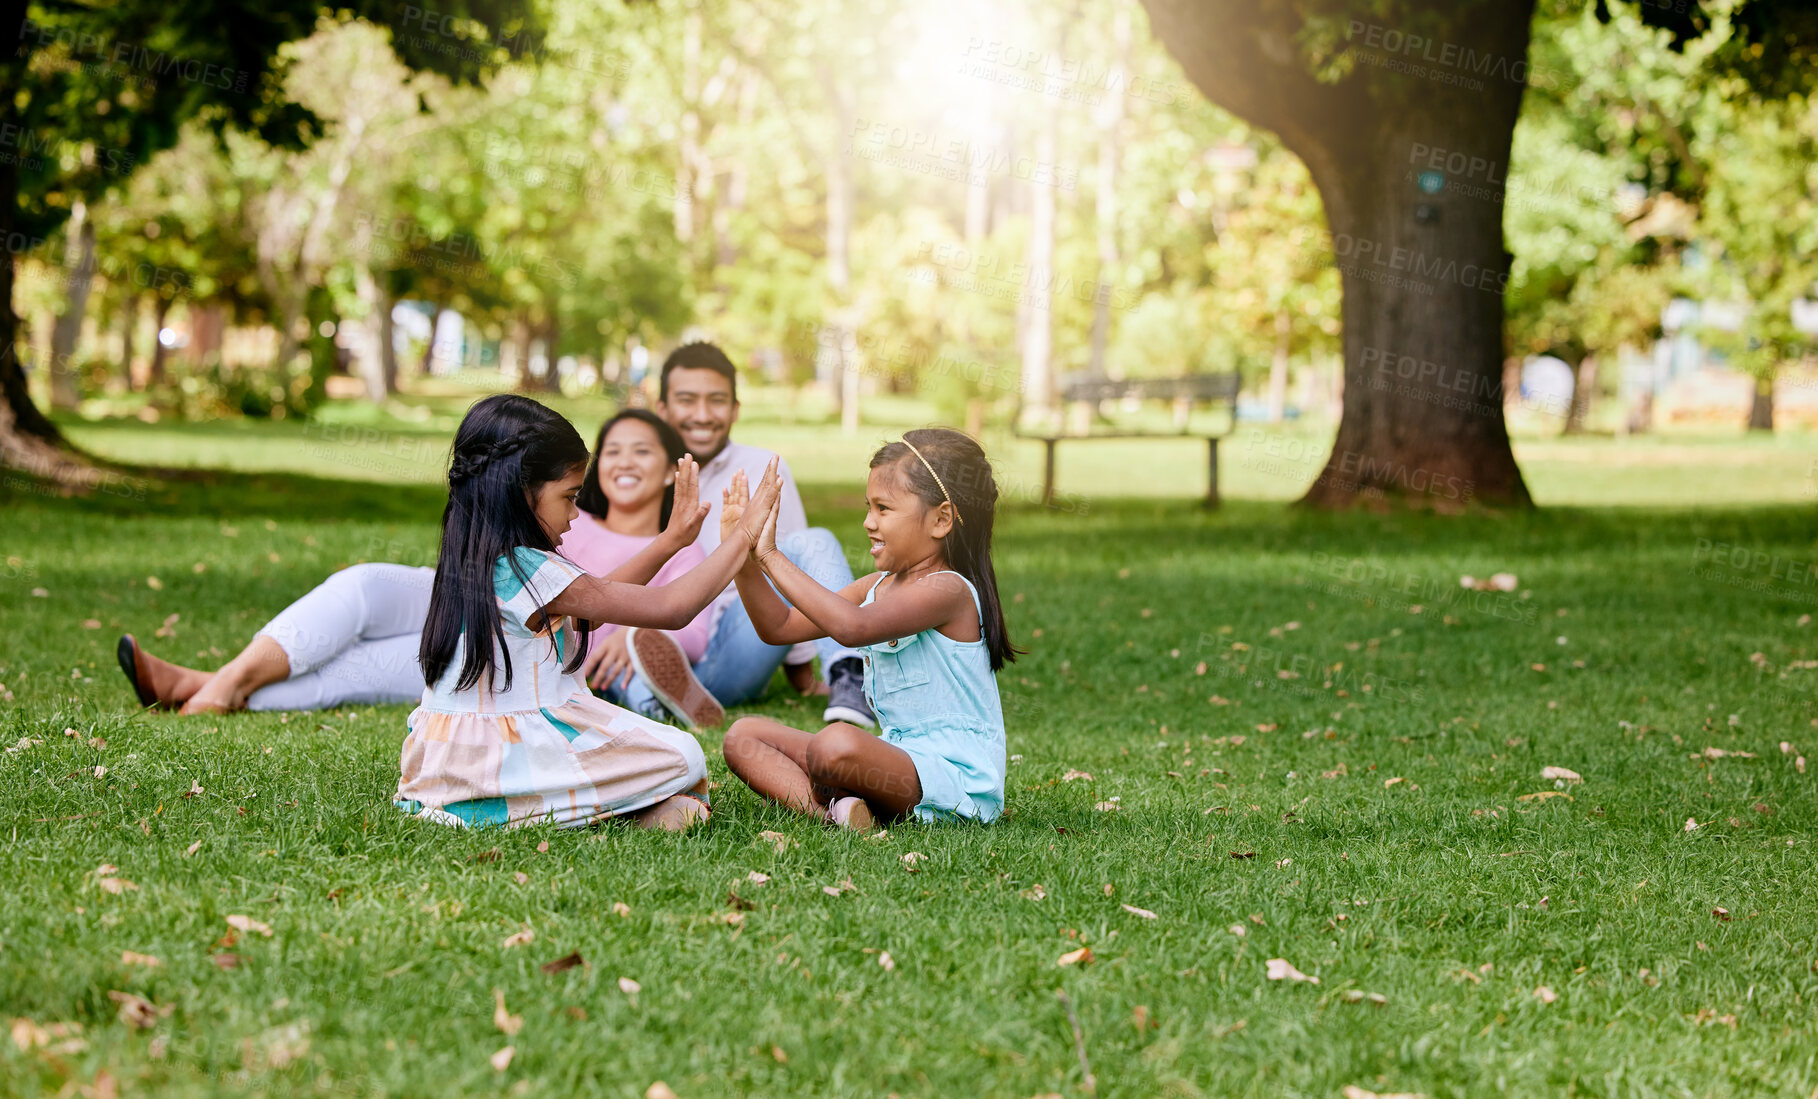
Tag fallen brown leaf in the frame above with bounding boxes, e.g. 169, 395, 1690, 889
618, 977, 641, 995
120, 951, 161, 968
493, 989, 522, 1036
1056, 946, 1094, 967
490, 1046, 515, 1072
1534, 986, 1557, 1003
540, 952, 585, 974
107, 990, 169, 1030
501, 926, 534, 949
757, 830, 793, 853
1265, 958, 1318, 984
878, 951, 896, 971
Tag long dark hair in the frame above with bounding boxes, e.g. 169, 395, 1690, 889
870, 428, 1020, 671
575, 409, 688, 526
420, 394, 592, 692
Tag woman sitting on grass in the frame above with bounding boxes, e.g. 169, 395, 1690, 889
114, 412, 725, 731
720, 428, 1017, 830
395, 393, 780, 831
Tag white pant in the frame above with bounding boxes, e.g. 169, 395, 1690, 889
247, 563, 432, 711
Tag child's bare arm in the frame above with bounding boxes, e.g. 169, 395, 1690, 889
549, 458, 779, 629
736, 560, 876, 645
758, 553, 972, 649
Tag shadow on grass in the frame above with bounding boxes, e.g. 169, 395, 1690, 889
1, 462, 448, 525
7, 456, 1816, 566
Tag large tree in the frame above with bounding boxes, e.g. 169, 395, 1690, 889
1137, 0, 1818, 508
2, 0, 529, 479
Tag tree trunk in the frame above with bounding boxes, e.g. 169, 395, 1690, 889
1139, 0, 1534, 508
416, 308, 439, 377
49, 203, 97, 412
1268, 308, 1291, 423
117, 293, 141, 389
379, 292, 399, 393
147, 298, 172, 387
818, 61, 860, 436
1563, 352, 1597, 434
0, 157, 95, 480
1019, 94, 1061, 422
1748, 376, 1774, 431
676, 8, 702, 246
1088, 4, 1131, 382
501, 316, 526, 386
531, 313, 563, 394
349, 264, 393, 401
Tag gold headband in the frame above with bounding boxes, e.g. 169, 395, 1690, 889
902, 438, 963, 525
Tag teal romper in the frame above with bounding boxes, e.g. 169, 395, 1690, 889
860, 571, 1007, 823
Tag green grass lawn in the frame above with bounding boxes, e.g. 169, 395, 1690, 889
4, 409, 1817, 1097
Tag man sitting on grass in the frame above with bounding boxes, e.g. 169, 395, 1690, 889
651, 341, 873, 725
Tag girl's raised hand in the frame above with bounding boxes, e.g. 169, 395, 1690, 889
664, 455, 708, 545
737, 457, 783, 549
719, 468, 749, 544
754, 484, 782, 564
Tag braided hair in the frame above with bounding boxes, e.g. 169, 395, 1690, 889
420, 395, 592, 693
869, 427, 1020, 672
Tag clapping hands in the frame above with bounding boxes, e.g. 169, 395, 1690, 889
662, 455, 709, 545
721, 457, 783, 558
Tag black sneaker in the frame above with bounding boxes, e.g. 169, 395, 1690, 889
822, 657, 876, 727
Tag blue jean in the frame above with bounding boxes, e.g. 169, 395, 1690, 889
692, 527, 861, 706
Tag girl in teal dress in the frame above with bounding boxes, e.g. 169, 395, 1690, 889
721, 428, 1019, 829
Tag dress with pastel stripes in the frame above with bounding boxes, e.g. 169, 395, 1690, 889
394, 547, 707, 828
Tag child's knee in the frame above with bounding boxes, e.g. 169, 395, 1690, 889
805, 724, 865, 775
722, 717, 762, 763
660, 727, 707, 785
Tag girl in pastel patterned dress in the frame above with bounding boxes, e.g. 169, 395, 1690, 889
395, 394, 781, 832
721, 428, 1019, 830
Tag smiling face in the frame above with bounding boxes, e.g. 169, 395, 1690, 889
863, 459, 952, 573
529, 465, 586, 544
595, 417, 672, 517
657, 365, 738, 462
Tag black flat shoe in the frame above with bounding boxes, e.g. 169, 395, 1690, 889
116, 635, 158, 709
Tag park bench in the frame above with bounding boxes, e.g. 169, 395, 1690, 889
1017, 372, 1242, 508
